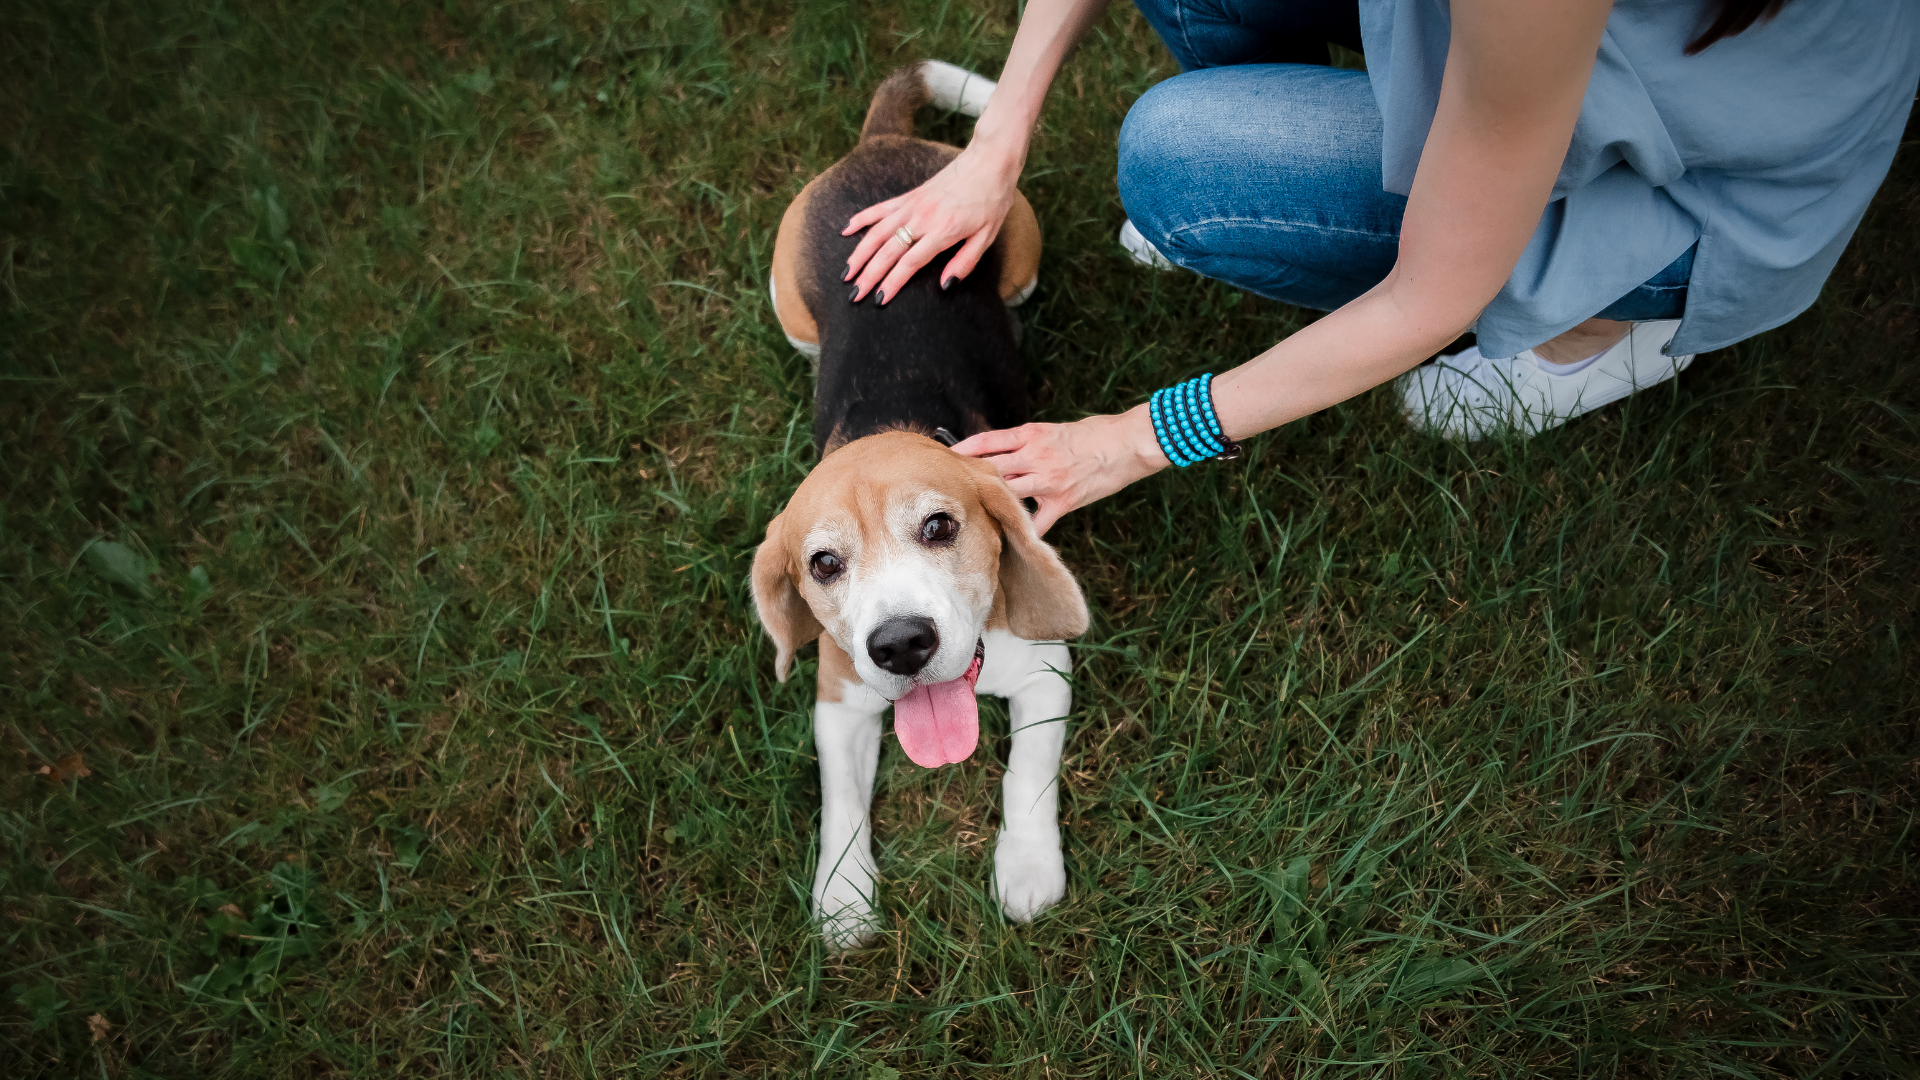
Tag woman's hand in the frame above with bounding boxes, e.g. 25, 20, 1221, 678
841, 0, 1112, 302
952, 408, 1169, 534
843, 144, 1022, 304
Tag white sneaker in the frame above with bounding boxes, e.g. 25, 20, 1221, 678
1119, 219, 1175, 271
1397, 320, 1694, 440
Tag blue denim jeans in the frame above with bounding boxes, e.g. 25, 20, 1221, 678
1119, 0, 1692, 323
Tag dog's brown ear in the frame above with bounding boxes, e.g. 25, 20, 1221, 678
750, 513, 822, 681
973, 472, 1090, 641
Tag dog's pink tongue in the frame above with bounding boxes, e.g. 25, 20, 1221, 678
892, 654, 983, 768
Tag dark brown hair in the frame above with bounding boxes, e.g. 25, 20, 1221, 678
1686, 0, 1790, 55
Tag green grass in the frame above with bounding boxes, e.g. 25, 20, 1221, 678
3, 1, 1917, 1075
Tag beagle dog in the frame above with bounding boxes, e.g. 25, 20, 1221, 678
753, 63, 1089, 949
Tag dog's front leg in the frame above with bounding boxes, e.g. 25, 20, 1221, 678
986, 633, 1072, 923
812, 638, 887, 949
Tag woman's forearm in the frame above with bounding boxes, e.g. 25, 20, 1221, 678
1209, 0, 1613, 441
969, 0, 1112, 169
1208, 277, 1466, 438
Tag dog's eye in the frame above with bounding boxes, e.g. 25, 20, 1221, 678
919, 512, 958, 545
809, 551, 844, 583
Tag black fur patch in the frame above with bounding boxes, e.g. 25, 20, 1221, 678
799, 136, 1028, 454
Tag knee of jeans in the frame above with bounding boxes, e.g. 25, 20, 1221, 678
1117, 81, 1201, 248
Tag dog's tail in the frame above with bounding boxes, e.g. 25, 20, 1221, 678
859, 60, 997, 141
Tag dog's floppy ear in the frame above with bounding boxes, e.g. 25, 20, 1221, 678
750, 513, 822, 681
973, 472, 1090, 641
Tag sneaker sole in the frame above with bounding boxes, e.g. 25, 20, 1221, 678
1119, 220, 1175, 271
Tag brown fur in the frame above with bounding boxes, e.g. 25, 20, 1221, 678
816, 636, 858, 703
771, 173, 825, 346
860, 66, 932, 141
750, 514, 824, 682
965, 456, 1091, 641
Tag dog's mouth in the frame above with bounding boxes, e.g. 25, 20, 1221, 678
892, 639, 985, 768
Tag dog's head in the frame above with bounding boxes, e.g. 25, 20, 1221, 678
750, 431, 1088, 698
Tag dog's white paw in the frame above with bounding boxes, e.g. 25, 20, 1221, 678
993, 831, 1065, 923
813, 868, 881, 950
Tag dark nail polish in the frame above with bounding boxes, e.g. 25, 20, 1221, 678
843, 264, 854, 281
849, 286, 860, 303
940, 276, 952, 290
876, 290, 887, 304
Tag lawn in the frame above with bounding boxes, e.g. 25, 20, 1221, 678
3, 1, 1917, 1076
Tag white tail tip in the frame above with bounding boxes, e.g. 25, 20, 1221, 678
919, 60, 995, 117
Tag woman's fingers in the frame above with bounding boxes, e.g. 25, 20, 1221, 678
845, 216, 909, 299
1028, 498, 1067, 537
841, 197, 909, 285
843, 195, 903, 236
873, 230, 957, 305
995, 465, 1060, 534
1004, 474, 1069, 535
994, 447, 1038, 477
1002, 471, 1042, 497
949, 426, 1029, 458
941, 228, 999, 287
854, 210, 988, 302
851, 210, 931, 300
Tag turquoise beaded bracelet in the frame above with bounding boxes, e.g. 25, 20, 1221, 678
1148, 374, 1241, 468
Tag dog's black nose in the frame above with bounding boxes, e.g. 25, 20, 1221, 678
867, 616, 939, 676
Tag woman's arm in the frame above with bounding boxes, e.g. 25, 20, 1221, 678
844, 0, 1110, 304
957, 0, 1615, 534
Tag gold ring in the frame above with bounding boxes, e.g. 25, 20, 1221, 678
893, 226, 917, 248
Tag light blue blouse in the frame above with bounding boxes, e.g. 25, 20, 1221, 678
1360, 0, 1920, 357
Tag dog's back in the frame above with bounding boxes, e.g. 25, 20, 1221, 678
795, 67, 1028, 454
